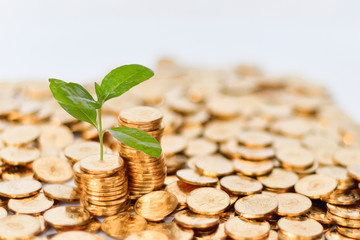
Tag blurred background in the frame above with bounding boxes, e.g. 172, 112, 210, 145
0, 0, 359, 122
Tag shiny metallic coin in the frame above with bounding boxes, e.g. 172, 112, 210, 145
165, 181, 198, 206
238, 130, 273, 148
174, 210, 219, 229
277, 217, 323, 240
224, 216, 270, 240
187, 188, 230, 215
0, 206, 7, 219
324, 228, 354, 240
238, 146, 275, 161
1, 165, 34, 181
80, 154, 122, 175
33, 157, 73, 183
176, 169, 218, 187
233, 159, 273, 176
333, 148, 360, 167
346, 164, 360, 181
0, 147, 40, 166
44, 206, 91, 228
8, 192, 54, 215
204, 121, 239, 143
119, 106, 163, 125
276, 146, 314, 171
316, 166, 354, 188
0, 215, 41, 240
295, 174, 337, 199
147, 222, 193, 240
124, 230, 169, 240
43, 184, 80, 202
258, 168, 298, 190
2, 125, 40, 147
0, 178, 42, 198
64, 141, 112, 163
195, 155, 233, 177
51, 231, 105, 240
39, 125, 74, 150
234, 194, 278, 219
321, 189, 360, 205
306, 205, 333, 225
275, 193, 312, 216
101, 212, 147, 239
134, 191, 178, 221
184, 138, 217, 157
327, 203, 360, 219
161, 135, 187, 156
327, 211, 360, 228
220, 175, 262, 195
337, 226, 360, 239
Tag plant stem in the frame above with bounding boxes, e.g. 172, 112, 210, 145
98, 108, 104, 161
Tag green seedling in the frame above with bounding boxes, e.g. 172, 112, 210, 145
49, 64, 162, 160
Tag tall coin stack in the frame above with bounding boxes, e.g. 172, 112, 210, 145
78, 154, 130, 216
118, 106, 166, 199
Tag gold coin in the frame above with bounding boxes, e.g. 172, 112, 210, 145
119, 106, 163, 125
233, 159, 273, 176
271, 118, 311, 138
234, 194, 278, 219
33, 157, 73, 183
0, 147, 40, 165
238, 146, 275, 161
165, 181, 198, 206
327, 203, 360, 219
176, 169, 218, 186
195, 222, 226, 240
184, 138, 217, 157
203, 121, 239, 143
325, 228, 354, 240
35, 215, 47, 234
174, 210, 219, 229
0, 178, 42, 198
80, 154, 122, 175
8, 192, 54, 215
306, 205, 333, 225
220, 139, 241, 159
207, 97, 239, 119
134, 191, 178, 221
44, 206, 91, 228
316, 166, 353, 186
51, 231, 105, 240
321, 189, 360, 205
337, 226, 360, 239
147, 222, 194, 240
220, 175, 262, 195
101, 212, 147, 239
64, 141, 112, 163
327, 211, 360, 228
333, 148, 360, 167
258, 168, 298, 190
0, 206, 7, 219
195, 155, 233, 177
224, 216, 270, 240
302, 134, 338, 150
187, 187, 230, 215
39, 125, 74, 150
237, 131, 273, 148
275, 193, 312, 216
161, 135, 187, 156
124, 230, 168, 240
2, 125, 40, 147
1, 165, 34, 181
0, 215, 41, 240
166, 155, 187, 174
277, 217, 323, 240
43, 184, 80, 202
276, 146, 314, 171
267, 230, 278, 240
295, 174, 337, 199
84, 219, 102, 233
164, 175, 179, 186
346, 164, 360, 181
313, 147, 336, 166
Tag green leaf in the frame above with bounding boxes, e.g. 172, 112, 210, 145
107, 127, 162, 158
94, 82, 104, 105
100, 64, 154, 102
49, 78, 99, 128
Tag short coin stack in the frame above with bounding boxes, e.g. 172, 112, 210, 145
118, 106, 166, 199
78, 154, 130, 216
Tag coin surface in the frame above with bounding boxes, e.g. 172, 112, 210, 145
43, 184, 80, 202
238, 146, 275, 161
64, 141, 112, 163
80, 154, 122, 175
327, 203, 360, 219
51, 231, 105, 240
277, 217, 323, 239
234, 194, 278, 219
174, 210, 219, 229
258, 168, 298, 190
233, 159, 273, 176
120, 106, 163, 125
161, 135, 187, 156
44, 206, 91, 228
237, 130, 273, 148
333, 148, 360, 167
165, 181, 198, 206
147, 222, 193, 240
324, 228, 354, 240
124, 230, 169, 240
195, 155, 233, 177
0, 178, 42, 198
321, 189, 360, 205
220, 175, 262, 195
337, 226, 360, 239
0, 147, 40, 165
2, 125, 40, 147
187, 187, 230, 215
33, 157, 73, 183
39, 124, 74, 150
185, 138, 217, 157
176, 169, 218, 186
276, 147, 314, 170
135, 191, 178, 221
306, 205, 333, 225
0, 206, 7, 219
8, 193, 54, 215
295, 174, 337, 199
101, 212, 147, 239
224, 216, 270, 240
275, 193, 312, 216
0, 214, 41, 240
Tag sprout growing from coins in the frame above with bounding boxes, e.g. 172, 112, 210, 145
48, 64, 162, 160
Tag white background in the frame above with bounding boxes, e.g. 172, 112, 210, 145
0, 0, 359, 124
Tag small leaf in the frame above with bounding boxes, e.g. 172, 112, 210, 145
49, 78, 99, 128
107, 127, 162, 158
100, 64, 154, 102
94, 82, 104, 105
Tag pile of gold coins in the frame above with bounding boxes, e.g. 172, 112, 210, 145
0, 59, 359, 239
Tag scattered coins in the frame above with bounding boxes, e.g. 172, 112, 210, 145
295, 174, 337, 199
224, 217, 270, 240
174, 210, 219, 229
234, 194, 278, 219
277, 217, 323, 240
0, 178, 42, 198
43, 184, 80, 202
8, 192, 54, 215
275, 193, 312, 216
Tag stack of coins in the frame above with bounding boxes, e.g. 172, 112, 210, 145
118, 106, 166, 199
78, 154, 130, 216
